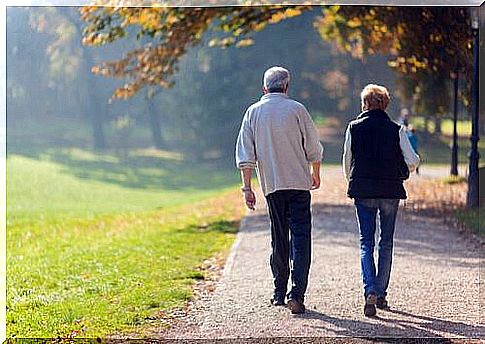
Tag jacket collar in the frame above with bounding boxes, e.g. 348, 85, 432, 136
356, 109, 391, 120
261, 92, 289, 101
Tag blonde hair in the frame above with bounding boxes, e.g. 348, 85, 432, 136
360, 84, 390, 111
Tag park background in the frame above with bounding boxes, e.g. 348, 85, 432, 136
6, 6, 484, 338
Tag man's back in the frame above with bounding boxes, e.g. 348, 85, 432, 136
236, 93, 323, 196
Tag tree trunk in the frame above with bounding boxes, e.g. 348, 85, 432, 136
147, 97, 164, 149
90, 101, 106, 150
434, 116, 442, 134
83, 46, 106, 150
424, 116, 430, 133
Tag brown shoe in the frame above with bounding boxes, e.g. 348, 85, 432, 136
364, 293, 377, 317
376, 296, 389, 310
287, 298, 306, 314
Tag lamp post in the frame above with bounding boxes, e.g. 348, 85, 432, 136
466, 7, 480, 208
450, 70, 459, 176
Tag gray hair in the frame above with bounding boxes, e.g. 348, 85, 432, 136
263, 66, 290, 92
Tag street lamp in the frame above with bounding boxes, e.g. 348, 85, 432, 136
466, 7, 480, 208
450, 69, 460, 176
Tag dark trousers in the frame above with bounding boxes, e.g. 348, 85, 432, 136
265, 189, 312, 301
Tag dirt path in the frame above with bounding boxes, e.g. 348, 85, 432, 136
159, 166, 483, 341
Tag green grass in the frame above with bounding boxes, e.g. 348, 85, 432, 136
455, 208, 484, 236
413, 133, 484, 165
440, 175, 468, 184
7, 151, 238, 224
402, 117, 485, 165
411, 117, 472, 136
7, 149, 243, 337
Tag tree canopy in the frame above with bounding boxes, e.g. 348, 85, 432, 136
81, 5, 308, 98
81, 5, 474, 104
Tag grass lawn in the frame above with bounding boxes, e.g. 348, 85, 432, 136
7, 151, 238, 223
7, 150, 244, 337
411, 117, 472, 137
455, 208, 484, 237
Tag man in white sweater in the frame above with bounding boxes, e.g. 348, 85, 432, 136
235, 66, 323, 314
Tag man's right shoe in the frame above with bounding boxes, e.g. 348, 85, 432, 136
364, 293, 377, 317
376, 296, 389, 310
287, 298, 306, 314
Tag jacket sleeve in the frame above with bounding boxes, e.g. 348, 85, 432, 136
235, 109, 257, 169
299, 106, 324, 163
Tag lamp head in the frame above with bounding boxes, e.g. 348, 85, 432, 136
471, 7, 480, 30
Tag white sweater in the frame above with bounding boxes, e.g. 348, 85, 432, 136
235, 93, 324, 196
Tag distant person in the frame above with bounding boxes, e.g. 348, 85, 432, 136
342, 84, 420, 317
398, 108, 410, 127
406, 125, 420, 174
235, 66, 323, 314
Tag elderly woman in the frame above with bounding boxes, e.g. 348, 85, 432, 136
342, 84, 420, 317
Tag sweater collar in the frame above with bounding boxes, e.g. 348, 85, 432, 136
261, 92, 289, 101
356, 109, 391, 120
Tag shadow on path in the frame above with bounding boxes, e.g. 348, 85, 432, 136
244, 203, 480, 267
297, 308, 484, 341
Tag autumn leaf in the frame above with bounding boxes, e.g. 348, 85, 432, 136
235, 38, 254, 47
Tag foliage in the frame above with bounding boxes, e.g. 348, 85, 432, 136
316, 6, 472, 76
316, 6, 473, 113
81, 5, 473, 108
29, 8, 82, 81
81, 5, 309, 98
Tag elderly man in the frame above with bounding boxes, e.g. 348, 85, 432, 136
343, 84, 420, 317
235, 66, 323, 314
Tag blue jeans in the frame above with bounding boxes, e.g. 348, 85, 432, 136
354, 198, 400, 298
266, 190, 311, 302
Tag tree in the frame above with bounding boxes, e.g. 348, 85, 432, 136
315, 6, 473, 129
316, 7, 472, 76
11, 7, 110, 149
145, 87, 164, 149
80, 5, 309, 98
81, 5, 473, 110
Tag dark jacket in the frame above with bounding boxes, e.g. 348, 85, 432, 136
347, 109, 407, 199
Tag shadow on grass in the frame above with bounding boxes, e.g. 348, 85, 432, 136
8, 144, 239, 191
186, 219, 240, 234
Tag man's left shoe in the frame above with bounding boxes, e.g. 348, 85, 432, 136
376, 296, 389, 310
270, 295, 286, 306
287, 298, 306, 314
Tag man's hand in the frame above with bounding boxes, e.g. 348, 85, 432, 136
243, 189, 256, 210
310, 161, 321, 190
311, 172, 321, 190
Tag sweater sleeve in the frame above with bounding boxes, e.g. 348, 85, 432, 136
299, 106, 324, 163
235, 109, 257, 170
342, 124, 352, 181
399, 126, 420, 172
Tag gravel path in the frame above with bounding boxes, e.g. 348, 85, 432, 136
161, 166, 483, 341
